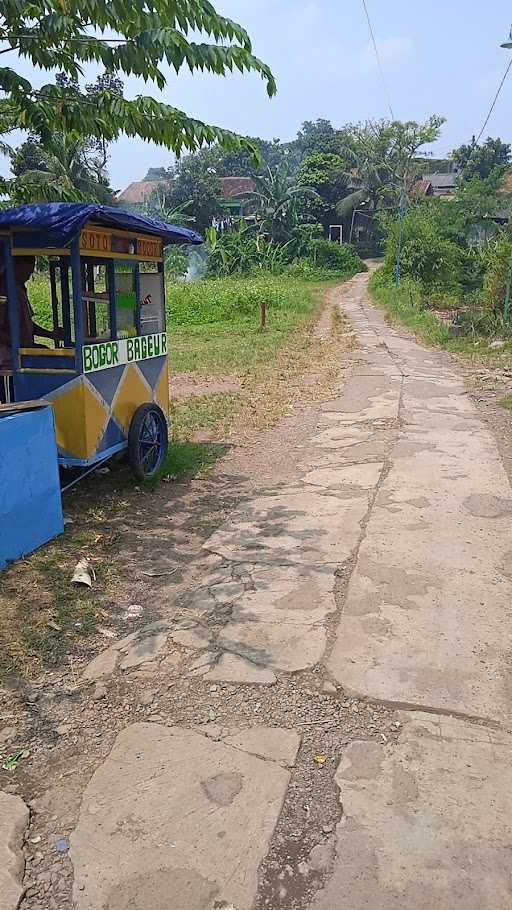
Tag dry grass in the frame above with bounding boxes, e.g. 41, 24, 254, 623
171, 286, 356, 447
0, 490, 128, 680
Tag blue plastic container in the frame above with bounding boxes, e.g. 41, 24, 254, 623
0, 403, 63, 569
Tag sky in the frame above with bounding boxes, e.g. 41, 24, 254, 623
3, 1, 512, 190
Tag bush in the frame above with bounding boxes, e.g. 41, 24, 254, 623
454, 307, 512, 338
206, 225, 367, 280
291, 223, 324, 257
207, 226, 293, 277
308, 239, 367, 273
382, 207, 462, 293
165, 246, 189, 280
459, 246, 486, 295
481, 234, 512, 316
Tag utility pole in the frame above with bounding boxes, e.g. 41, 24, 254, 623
500, 26, 512, 319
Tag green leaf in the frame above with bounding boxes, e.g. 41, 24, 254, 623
1, 0, 276, 155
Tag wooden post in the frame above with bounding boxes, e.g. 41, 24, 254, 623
260, 300, 267, 331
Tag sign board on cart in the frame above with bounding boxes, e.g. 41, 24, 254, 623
79, 227, 163, 261
83, 332, 167, 374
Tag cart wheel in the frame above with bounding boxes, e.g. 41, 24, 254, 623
128, 404, 168, 480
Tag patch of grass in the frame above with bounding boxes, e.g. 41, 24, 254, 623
168, 276, 330, 376
168, 274, 315, 326
498, 395, 512, 411
165, 275, 351, 445
144, 440, 229, 488
369, 270, 512, 362
29, 272, 54, 330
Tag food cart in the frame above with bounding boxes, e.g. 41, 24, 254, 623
0, 203, 202, 481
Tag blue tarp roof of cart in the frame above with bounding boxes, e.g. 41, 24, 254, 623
0, 203, 203, 248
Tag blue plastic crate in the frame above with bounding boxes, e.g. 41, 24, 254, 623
0, 403, 63, 569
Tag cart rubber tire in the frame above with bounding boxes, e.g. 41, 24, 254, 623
128, 403, 168, 480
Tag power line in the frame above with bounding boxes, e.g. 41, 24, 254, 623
475, 57, 512, 144
360, 0, 395, 121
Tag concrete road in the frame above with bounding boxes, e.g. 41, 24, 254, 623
327, 280, 512, 724
311, 273, 512, 907
7, 272, 512, 910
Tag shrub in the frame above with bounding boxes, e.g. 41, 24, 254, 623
291, 223, 324, 257
284, 258, 356, 281
454, 307, 512, 338
308, 239, 367, 273
481, 234, 512, 316
382, 207, 462, 293
207, 226, 293, 277
458, 246, 486, 295
165, 246, 189, 280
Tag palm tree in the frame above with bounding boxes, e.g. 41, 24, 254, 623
142, 184, 195, 227
8, 133, 112, 204
239, 165, 320, 243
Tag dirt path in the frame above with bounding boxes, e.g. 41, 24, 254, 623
2, 272, 512, 910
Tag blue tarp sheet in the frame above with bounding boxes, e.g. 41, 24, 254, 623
0, 203, 203, 248
0, 404, 63, 568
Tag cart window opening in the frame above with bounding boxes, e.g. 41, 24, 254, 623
115, 265, 137, 338
0, 257, 66, 367
81, 262, 111, 341
47, 260, 75, 347
139, 271, 165, 336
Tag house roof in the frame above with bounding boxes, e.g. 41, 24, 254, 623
117, 180, 167, 204
412, 177, 434, 197
117, 175, 256, 205
220, 177, 255, 199
423, 173, 458, 191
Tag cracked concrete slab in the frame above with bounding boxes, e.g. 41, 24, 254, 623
222, 727, 301, 766
0, 792, 29, 910
306, 429, 395, 469
230, 563, 336, 626
202, 652, 277, 685
219, 618, 326, 673
328, 283, 512, 725
82, 622, 170, 680
205, 488, 376, 567
328, 384, 512, 723
311, 713, 512, 910
70, 723, 290, 910
303, 461, 384, 491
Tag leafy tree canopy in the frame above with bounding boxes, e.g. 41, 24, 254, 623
162, 154, 223, 233
7, 131, 113, 203
338, 116, 445, 217
297, 119, 341, 156
452, 137, 512, 181
0, 0, 276, 156
208, 138, 287, 177
296, 152, 348, 230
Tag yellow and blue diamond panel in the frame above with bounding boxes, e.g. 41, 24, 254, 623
45, 356, 169, 463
